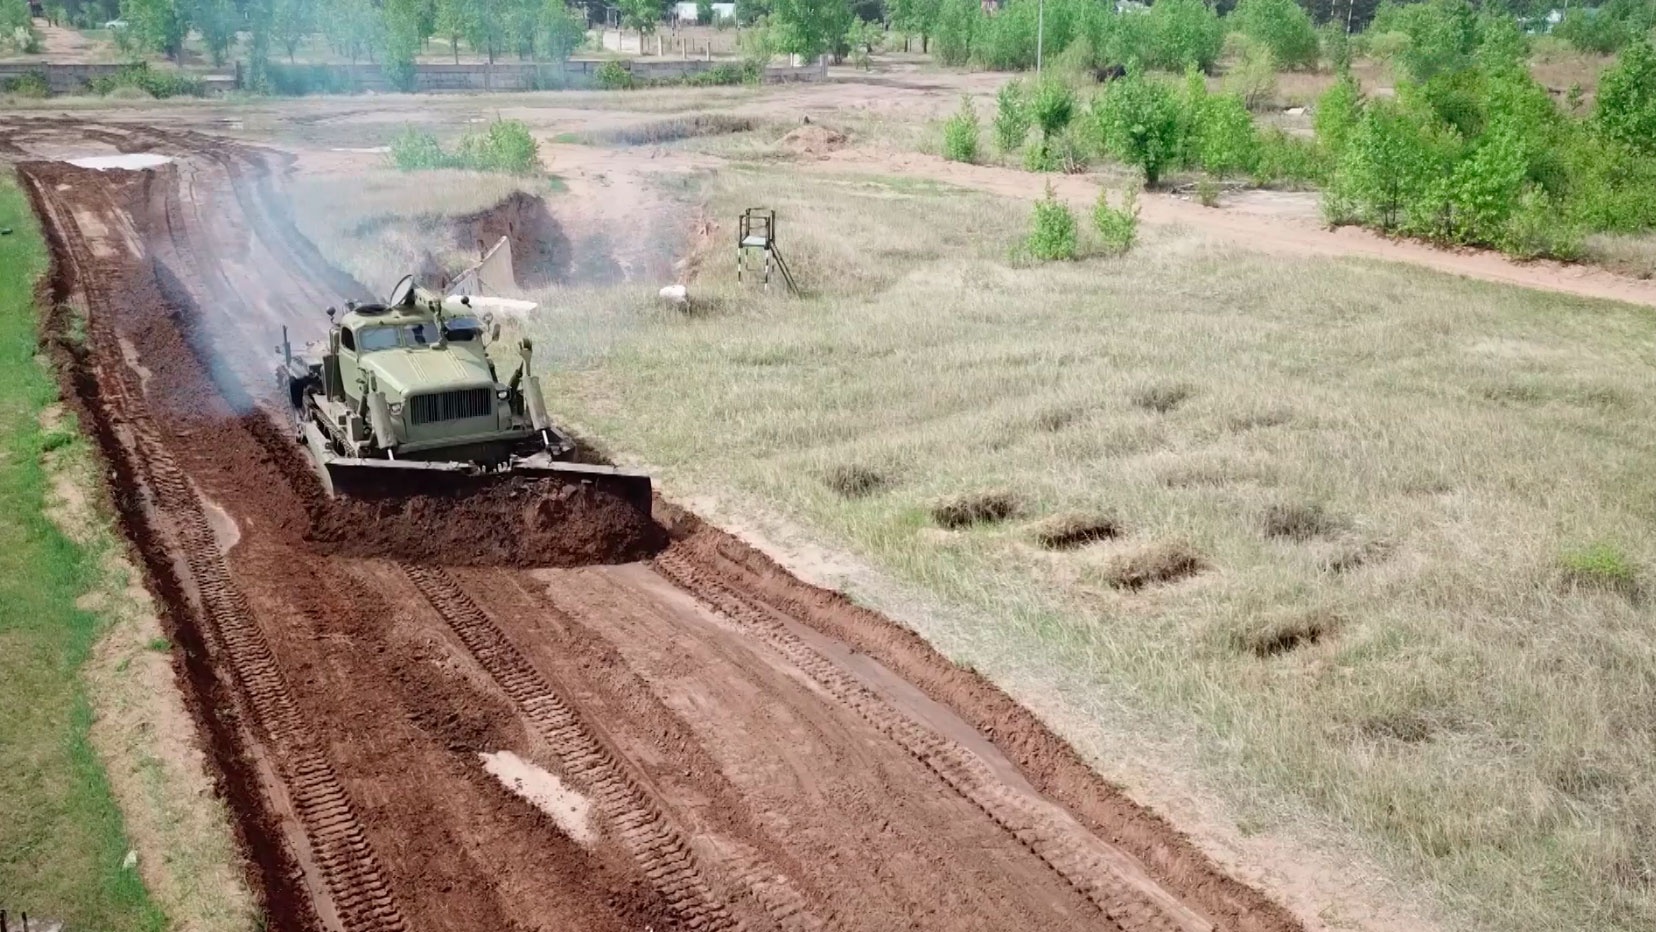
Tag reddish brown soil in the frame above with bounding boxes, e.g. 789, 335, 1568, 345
10, 116, 1304, 932
306, 473, 667, 567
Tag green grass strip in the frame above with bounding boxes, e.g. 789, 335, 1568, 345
0, 175, 165, 930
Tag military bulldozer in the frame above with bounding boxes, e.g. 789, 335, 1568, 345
275, 275, 649, 508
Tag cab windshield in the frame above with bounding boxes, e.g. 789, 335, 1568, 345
357, 323, 436, 352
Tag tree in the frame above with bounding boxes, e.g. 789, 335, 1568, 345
382, 0, 424, 89
247, 0, 273, 87
122, 0, 186, 60
1093, 72, 1181, 186
772, 0, 849, 61
696, 0, 712, 24
540, 0, 584, 62
733, 0, 767, 27
1147, 0, 1223, 72
1596, 39, 1656, 157
1313, 71, 1362, 160
435, 0, 469, 61
272, 0, 313, 62
931, 0, 974, 65
1330, 97, 1438, 231
888, 0, 938, 52
616, 0, 657, 47
1229, 0, 1318, 70
324, 0, 383, 63
190, 0, 236, 65
1369, 0, 1477, 82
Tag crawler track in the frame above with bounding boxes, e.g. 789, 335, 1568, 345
7, 117, 1306, 932
400, 564, 742, 932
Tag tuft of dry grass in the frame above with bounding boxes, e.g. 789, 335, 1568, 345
824, 463, 892, 499
575, 113, 758, 147
1260, 501, 1343, 541
1033, 513, 1122, 550
1228, 608, 1338, 658
1103, 540, 1206, 590
932, 490, 1023, 529
1130, 382, 1194, 413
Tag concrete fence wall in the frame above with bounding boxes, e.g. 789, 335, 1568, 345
0, 56, 823, 96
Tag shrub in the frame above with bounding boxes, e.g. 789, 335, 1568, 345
1596, 39, 1656, 158
1254, 128, 1329, 186
1093, 72, 1181, 187
942, 95, 981, 163
1146, 0, 1224, 72
267, 64, 367, 95
87, 63, 204, 98
1229, 0, 1319, 71
388, 126, 450, 171
1224, 33, 1279, 111
1196, 91, 1261, 174
1093, 186, 1139, 255
1026, 182, 1078, 260
1, 69, 49, 97
455, 119, 540, 174
1029, 76, 1076, 143
596, 59, 633, 90
390, 120, 541, 175
993, 79, 1031, 155
1370, 0, 1478, 82
1314, 72, 1363, 161
1502, 187, 1584, 260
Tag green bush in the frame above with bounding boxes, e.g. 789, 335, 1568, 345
1229, 0, 1319, 71
1195, 91, 1261, 175
1369, 0, 1478, 82
1314, 72, 1363, 160
1502, 188, 1584, 260
993, 79, 1031, 154
1, 69, 50, 97
596, 59, 634, 90
1092, 72, 1181, 186
1596, 39, 1656, 158
390, 119, 541, 175
388, 126, 451, 171
1026, 182, 1078, 260
1254, 128, 1329, 186
1145, 0, 1224, 72
87, 63, 205, 99
1092, 186, 1139, 255
1561, 541, 1638, 593
1223, 33, 1279, 111
1029, 76, 1075, 143
942, 95, 981, 163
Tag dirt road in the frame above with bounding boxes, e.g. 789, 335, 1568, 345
8, 116, 1300, 931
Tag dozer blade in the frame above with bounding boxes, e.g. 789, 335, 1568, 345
303, 421, 652, 509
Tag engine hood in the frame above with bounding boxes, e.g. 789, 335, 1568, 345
361, 348, 494, 397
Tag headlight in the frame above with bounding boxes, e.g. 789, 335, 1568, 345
496, 388, 510, 400
388, 402, 403, 415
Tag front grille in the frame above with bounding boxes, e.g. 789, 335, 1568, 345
408, 389, 493, 424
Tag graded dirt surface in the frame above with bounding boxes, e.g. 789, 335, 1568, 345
8, 116, 1305, 932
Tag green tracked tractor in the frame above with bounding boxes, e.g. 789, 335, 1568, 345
275, 275, 649, 508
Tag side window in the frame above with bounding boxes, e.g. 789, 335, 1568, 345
340, 327, 356, 351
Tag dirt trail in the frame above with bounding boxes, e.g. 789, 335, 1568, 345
10, 116, 1303, 932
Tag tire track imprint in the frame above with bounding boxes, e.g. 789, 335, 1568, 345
652, 548, 1212, 932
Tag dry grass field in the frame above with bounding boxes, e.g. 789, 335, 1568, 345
485, 168, 1656, 932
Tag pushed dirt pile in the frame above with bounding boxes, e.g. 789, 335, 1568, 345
778, 124, 849, 159
306, 473, 667, 567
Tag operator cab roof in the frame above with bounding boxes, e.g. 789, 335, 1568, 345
338, 275, 436, 329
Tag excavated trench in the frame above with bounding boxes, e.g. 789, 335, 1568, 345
10, 118, 1307, 932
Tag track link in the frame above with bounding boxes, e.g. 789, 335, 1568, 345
28, 171, 408, 932
653, 549, 1211, 932
399, 564, 746, 932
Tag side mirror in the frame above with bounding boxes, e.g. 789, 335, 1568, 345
461, 295, 472, 307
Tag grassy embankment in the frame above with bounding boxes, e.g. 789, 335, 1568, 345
0, 175, 252, 932
0, 180, 163, 926
527, 168, 1656, 932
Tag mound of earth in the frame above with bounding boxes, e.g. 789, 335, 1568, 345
307, 474, 666, 567
778, 125, 849, 159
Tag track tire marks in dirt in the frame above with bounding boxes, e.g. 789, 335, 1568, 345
21, 164, 409, 932
652, 549, 1210, 932
399, 563, 749, 932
